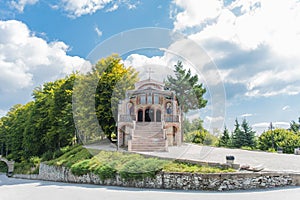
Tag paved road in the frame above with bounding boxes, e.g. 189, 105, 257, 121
140, 144, 300, 172
1, 174, 300, 200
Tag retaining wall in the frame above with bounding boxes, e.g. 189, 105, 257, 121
12, 163, 300, 191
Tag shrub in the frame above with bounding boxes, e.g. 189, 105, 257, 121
95, 164, 116, 180
71, 159, 90, 176
119, 158, 166, 180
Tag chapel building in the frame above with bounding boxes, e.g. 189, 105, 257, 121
117, 78, 182, 152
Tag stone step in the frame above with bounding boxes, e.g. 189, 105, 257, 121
135, 126, 162, 131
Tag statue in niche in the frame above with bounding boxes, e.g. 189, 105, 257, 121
166, 102, 172, 114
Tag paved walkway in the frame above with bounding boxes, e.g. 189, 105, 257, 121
86, 142, 300, 173
140, 144, 300, 173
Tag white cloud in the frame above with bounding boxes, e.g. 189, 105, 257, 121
106, 4, 118, 12
205, 116, 224, 123
282, 105, 290, 111
173, 0, 222, 31
0, 20, 87, 108
10, 0, 39, 12
94, 25, 103, 37
60, 0, 138, 18
60, 0, 112, 17
253, 121, 290, 129
241, 113, 253, 117
172, 0, 300, 98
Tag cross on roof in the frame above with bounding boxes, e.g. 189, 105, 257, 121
146, 67, 155, 80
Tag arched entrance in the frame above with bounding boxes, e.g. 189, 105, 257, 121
145, 108, 154, 122
156, 109, 161, 122
0, 161, 8, 173
172, 126, 177, 145
0, 157, 14, 177
137, 110, 143, 122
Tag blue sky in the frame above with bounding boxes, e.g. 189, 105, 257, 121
1, 0, 300, 134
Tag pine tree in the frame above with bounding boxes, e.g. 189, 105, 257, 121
219, 126, 230, 147
231, 119, 243, 148
241, 119, 256, 148
165, 61, 207, 139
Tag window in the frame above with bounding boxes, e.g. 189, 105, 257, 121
140, 95, 146, 104
147, 93, 152, 104
154, 94, 159, 104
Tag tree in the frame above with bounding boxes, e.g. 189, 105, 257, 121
241, 119, 256, 148
218, 126, 230, 147
165, 61, 207, 138
73, 55, 139, 142
231, 119, 243, 148
258, 128, 300, 153
289, 117, 300, 134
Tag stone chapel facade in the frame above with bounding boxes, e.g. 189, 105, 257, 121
117, 78, 182, 152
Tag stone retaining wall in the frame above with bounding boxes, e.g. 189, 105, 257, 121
13, 163, 300, 191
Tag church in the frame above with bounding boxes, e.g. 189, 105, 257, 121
117, 77, 182, 152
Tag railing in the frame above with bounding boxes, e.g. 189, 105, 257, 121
164, 115, 179, 122
119, 115, 136, 122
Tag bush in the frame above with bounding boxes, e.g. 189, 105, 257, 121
0, 161, 8, 173
163, 162, 235, 173
119, 158, 166, 180
95, 164, 116, 180
46, 146, 92, 167
71, 160, 90, 176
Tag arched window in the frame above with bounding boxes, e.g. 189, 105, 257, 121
138, 110, 143, 122
156, 110, 161, 122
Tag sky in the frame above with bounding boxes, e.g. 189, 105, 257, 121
0, 0, 300, 134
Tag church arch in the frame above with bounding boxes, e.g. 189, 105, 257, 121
156, 109, 161, 122
145, 107, 154, 122
137, 109, 143, 122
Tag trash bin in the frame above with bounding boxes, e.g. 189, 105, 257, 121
226, 155, 235, 165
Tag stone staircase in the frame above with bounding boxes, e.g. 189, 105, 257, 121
129, 122, 167, 152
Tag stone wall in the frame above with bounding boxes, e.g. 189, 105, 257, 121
12, 163, 300, 191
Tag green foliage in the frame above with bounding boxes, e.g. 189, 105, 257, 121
165, 61, 207, 113
0, 161, 8, 173
46, 146, 92, 168
73, 54, 138, 142
71, 160, 91, 176
0, 74, 77, 161
119, 158, 166, 180
289, 117, 300, 134
258, 128, 300, 154
231, 119, 256, 149
218, 126, 230, 147
13, 156, 41, 174
163, 162, 235, 173
185, 130, 217, 146
0, 54, 138, 163
47, 147, 234, 181
95, 164, 117, 180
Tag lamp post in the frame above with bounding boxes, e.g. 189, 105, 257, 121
269, 122, 274, 149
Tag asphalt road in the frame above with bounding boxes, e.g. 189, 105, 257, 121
140, 144, 300, 172
1, 174, 300, 200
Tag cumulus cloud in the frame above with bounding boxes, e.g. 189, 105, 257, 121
173, 0, 222, 31
0, 20, 87, 109
241, 113, 253, 117
59, 0, 139, 18
10, 0, 39, 12
253, 122, 290, 129
172, 0, 300, 98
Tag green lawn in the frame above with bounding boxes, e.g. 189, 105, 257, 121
46, 146, 235, 180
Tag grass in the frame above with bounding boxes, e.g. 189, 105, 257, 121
46, 146, 235, 180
